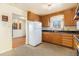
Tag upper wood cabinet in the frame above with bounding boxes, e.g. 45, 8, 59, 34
27, 7, 76, 26
27, 11, 40, 21
64, 8, 76, 26
40, 7, 76, 27
40, 16, 50, 27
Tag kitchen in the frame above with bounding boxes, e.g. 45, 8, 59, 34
0, 3, 79, 56
27, 3, 79, 55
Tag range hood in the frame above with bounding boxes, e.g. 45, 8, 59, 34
74, 3, 79, 20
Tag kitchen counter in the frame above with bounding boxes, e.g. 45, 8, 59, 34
42, 30, 79, 35
42, 29, 79, 55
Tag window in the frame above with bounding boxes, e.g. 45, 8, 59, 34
50, 15, 64, 30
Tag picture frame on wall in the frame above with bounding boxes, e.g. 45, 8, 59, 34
12, 22, 22, 30
12, 23, 18, 29
19, 23, 21, 29
2, 15, 8, 22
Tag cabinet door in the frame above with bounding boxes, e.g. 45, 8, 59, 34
64, 9, 75, 26
52, 33, 62, 45
62, 34, 73, 47
40, 16, 49, 27
62, 38, 73, 47
42, 32, 53, 43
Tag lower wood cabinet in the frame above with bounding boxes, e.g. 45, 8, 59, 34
62, 38, 73, 47
42, 32, 73, 48
52, 33, 62, 45
62, 34, 73, 47
42, 32, 62, 45
42, 32, 53, 43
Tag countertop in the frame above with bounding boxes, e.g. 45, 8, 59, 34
42, 30, 79, 41
42, 30, 79, 35
42, 29, 79, 54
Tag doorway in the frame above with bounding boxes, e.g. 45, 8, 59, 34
12, 13, 26, 48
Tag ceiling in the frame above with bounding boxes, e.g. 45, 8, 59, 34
8, 3, 77, 15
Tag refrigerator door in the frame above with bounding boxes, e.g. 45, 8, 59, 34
33, 22, 42, 45
35, 22, 42, 44
28, 21, 42, 46
28, 22, 35, 46
34, 28, 42, 45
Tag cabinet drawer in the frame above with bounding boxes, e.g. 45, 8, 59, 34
63, 36, 73, 38
62, 42, 72, 47
62, 34, 73, 36
62, 39, 72, 47
63, 38, 72, 41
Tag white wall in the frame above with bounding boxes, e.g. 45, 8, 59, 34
13, 19, 26, 38
0, 4, 26, 53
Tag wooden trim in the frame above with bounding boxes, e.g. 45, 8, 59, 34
13, 36, 26, 39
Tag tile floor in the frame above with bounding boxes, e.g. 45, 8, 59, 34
0, 42, 76, 56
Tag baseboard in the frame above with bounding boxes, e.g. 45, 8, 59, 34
0, 48, 12, 54
13, 36, 26, 39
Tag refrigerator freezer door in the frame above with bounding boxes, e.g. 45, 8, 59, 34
28, 22, 35, 46
28, 21, 42, 46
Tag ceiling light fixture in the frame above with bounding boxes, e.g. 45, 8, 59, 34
42, 3, 63, 11
48, 3, 52, 7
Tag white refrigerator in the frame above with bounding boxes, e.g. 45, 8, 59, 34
28, 21, 42, 46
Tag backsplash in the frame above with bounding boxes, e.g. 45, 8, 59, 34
42, 26, 79, 31
64, 26, 77, 31
42, 27, 52, 30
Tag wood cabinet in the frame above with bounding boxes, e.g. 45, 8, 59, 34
40, 16, 50, 27
40, 7, 76, 27
42, 32, 53, 43
42, 32, 62, 45
27, 11, 40, 21
52, 33, 62, 45
42, 32, 73, 48
64, 8, 76, 26
62, 33, 73, 47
